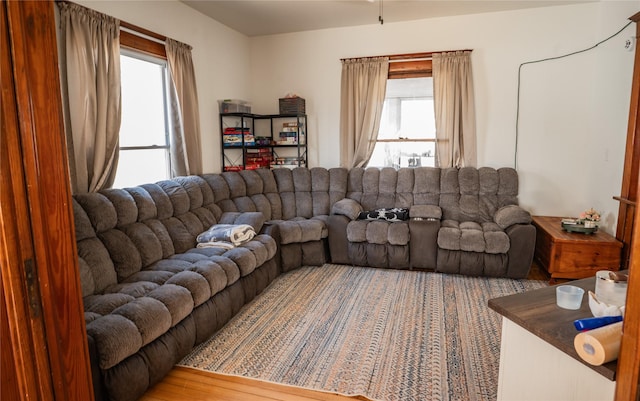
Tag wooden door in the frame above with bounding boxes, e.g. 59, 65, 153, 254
0, 1, 93, 400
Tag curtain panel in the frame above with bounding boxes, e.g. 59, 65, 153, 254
58, 2, 121, 193
339, 57, 389, 169
433, 51, 477, 168
165, 39, 203, 176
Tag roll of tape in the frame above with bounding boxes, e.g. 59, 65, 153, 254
574, 321, 623, 365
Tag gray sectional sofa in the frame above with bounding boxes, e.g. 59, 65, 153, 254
73, 166, 535, 401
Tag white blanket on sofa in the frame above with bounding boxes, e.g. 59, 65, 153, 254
196, 224, 256, 246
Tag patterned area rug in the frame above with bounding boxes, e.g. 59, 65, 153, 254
180, 264, 547, 401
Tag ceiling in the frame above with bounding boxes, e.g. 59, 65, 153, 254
180, 0, 595, 37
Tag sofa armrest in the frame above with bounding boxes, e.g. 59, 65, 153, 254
331, 198, 363, 220
494, 205, 532, 229
326, 214, 351, 264
409, 205, 442, 220
504, 223, 536, 279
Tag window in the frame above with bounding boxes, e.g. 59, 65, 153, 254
368, 77, 436, 168
112, 51, 171, 188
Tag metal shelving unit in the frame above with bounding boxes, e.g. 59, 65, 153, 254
220, 113, 307, 171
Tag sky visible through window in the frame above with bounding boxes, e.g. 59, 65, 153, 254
112, 54, 170, 188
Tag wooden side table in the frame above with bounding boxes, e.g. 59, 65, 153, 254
532, 216, 622, 283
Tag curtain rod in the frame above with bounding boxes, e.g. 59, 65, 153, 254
58, 1, 169, 44
340, 49, 473, 62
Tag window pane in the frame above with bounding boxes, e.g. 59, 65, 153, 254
368, 142, 435, 169
400, 99, 435, 139
378, 99, 399, 140
371, 77, 436, 168
378, 77, 435, 140
119, 55, 167, 147
112, 149, 169, 188
114, 52, 170, 188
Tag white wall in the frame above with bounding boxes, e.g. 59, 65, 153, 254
248, 1, 637, 234
76, 0, 252, 174
70, 1, 637, 234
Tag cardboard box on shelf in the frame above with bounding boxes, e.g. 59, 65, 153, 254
224, 134, 254, 146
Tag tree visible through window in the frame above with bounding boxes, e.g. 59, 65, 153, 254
368, 77, 436, 168
112, 52, 171, 188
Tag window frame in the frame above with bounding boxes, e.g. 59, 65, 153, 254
120, 21, 167, 59
115, 24, 173, 185
369, 55, 436, 168
388, 56, 432, 79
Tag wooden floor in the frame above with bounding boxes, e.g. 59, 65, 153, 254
139, 263, 550, 401
140, 367, 368, 401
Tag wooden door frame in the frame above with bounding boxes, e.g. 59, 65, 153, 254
616, 208, 640, 400
614, 11, 640, 401
616, 12, 640, 271
1, 1, 93, 400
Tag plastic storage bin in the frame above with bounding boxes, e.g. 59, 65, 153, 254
218, 99, 251, 113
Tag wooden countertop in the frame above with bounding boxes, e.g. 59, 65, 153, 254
488, 275, 617, 381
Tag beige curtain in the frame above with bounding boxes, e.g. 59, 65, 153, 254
165, 39, 203, 176
58, 2, 121, 193
432, 51, 477, 168
339, 57, 389, 168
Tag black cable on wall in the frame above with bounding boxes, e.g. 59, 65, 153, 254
514, 20, 633, 169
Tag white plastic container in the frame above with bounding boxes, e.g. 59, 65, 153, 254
556, 285, 585, 310
218, 99, 251, 114
595, 270, 628, 307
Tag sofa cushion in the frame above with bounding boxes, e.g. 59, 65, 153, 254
483, 222, 511, 254
146, 284, 194, 326
409, 204, 442, 220
346, 220, 368, 243
75, 193, 118, 233
222, 247, 257, 277
166, 270, 212, 307
269, 219, 326, 245
347, 220, 410, 246
437, 220, 510, 254
218, 211, 265, 233
104, 281, 160, 298
77, 237, 117, 295
249, 234, 278, 261
121, 223, 164, 268
86, 314, 143, 370
112, 297, 172, 347
122, 270, 174, 285
97, 229, 143, 281
84, 293, 136, 316
311, 215, 330, 238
